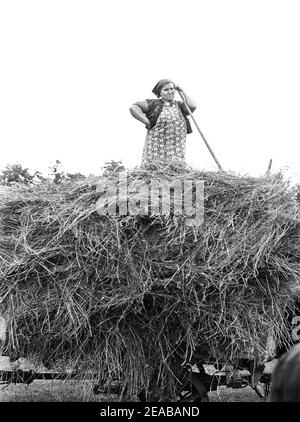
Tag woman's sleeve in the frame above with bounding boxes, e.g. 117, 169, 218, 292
132, 100, 150, 114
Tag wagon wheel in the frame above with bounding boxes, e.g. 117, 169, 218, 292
176, 368, 211, 402
248, 374, 272, 400
239, 360, 269, 401
250, 382, 266, 399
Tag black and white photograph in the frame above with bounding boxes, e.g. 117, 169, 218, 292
1, 0, 300, 411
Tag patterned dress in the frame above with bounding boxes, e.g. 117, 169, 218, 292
142, 101, 187, 167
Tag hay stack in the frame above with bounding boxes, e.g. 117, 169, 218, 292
0, 166, 299, 400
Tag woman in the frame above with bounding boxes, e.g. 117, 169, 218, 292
129, 79, 197, 168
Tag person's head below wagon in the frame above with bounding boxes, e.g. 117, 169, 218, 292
270, 343, 300, 402
129, 79, 197, 169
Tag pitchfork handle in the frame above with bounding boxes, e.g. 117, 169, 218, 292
177, 89, 223, 171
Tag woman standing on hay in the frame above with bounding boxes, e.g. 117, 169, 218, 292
129, 79, 197, 168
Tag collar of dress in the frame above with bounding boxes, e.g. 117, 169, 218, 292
162, 99, 176, 106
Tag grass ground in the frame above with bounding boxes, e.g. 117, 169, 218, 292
0, 361, 275, 402
0, 380, 264, 402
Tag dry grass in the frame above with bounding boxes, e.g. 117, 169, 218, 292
0, 165, 299, 401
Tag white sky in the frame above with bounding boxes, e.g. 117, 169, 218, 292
1, 0, 300, 182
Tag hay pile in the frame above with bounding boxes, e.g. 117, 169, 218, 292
0, 166, 300, 400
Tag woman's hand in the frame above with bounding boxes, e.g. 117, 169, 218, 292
145, 121, 151, 130
175, 85, 197, 112
175, 84, 184, 92
175, 85, 186, 100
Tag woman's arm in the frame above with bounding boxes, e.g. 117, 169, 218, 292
176, 85, 197, 112
129, 100, 151, 129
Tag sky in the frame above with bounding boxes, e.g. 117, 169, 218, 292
1, 0, 300, 182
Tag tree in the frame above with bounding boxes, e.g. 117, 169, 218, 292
102, 160, 125, 177
49, 160, 64, 184
0, 163, 44, 186
65, 172, 86, 181
49, 160, 85, 183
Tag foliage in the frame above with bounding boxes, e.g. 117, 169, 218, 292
49, 160, 84, 184
0, 164, 45, 186
102, 160, 125, 177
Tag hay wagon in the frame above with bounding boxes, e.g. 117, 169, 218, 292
0, 168, 300, 401
1, 295, 300, 402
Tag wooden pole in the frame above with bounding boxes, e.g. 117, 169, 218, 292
177, 89, 223, 171
266, 159, 273, 175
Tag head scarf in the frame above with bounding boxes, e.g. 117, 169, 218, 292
152, 79, 174, 97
